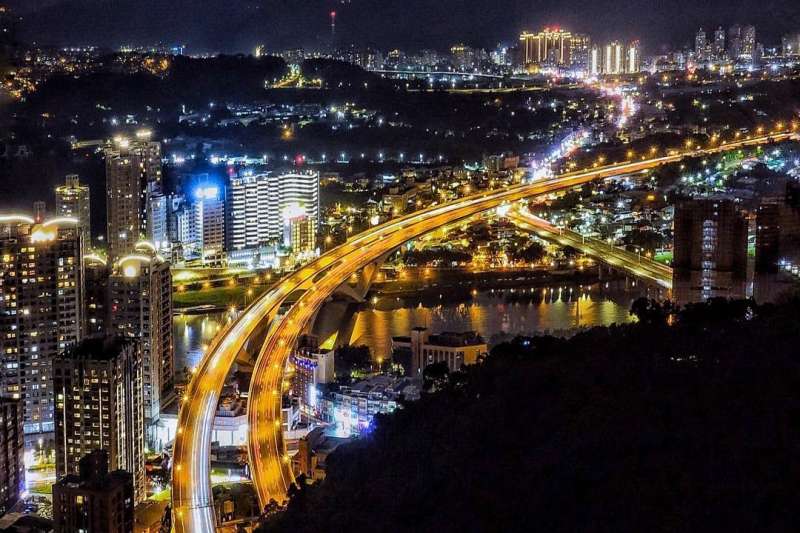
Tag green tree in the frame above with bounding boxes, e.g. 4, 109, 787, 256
629, 297, 673, 326
512, 242, 546, 263
334, 345, 372, 380
422, 361, 450, 392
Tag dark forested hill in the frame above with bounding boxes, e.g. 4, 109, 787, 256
258, 297, 800, 533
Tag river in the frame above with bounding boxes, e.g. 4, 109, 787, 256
173, 285, 645, 372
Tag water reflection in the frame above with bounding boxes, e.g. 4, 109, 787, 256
173, 286, 642, 370
173, 313, 227, 372
349, 288, 639, 359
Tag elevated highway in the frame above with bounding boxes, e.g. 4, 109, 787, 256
173, 131, 798, 532
507, 207, 672, 289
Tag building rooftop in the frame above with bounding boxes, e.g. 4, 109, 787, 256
64, 336, 134, 362
305, 426, 354, 455
0, 513, 53, 533
56, 451, 132, 493
393, 330, 487, 348
56, 470, 133, 493
339, 374, 421, 401
428, 331, 486, 347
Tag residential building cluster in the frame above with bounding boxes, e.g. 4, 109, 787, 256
149, 168, 320, 269
0, 213, 172, 503
671, 184, 800, 305
0, 132, 184, 513
284, 327, 486, 440
693, 25, 763, 68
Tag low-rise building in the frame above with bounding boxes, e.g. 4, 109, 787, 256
392, 328, 488, 376
382, 186, 417, 215
319, 375, 420, 437
293, 426, 353, 481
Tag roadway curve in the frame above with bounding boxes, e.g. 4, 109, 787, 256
173, 132, 797, 531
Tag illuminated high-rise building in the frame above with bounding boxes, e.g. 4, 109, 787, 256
148, 192, 169, 253
569, 34, 591, 72
105, 133, 162, 260
519, 28, 582, 69
270, 172, 319, 242
284, 209, 317, 255
227, 173, 271, 251
338, 44, 384, 70
53, 337, 145, 503
175, 185, 225, 262
450, 44, 479, 71
625, 41, 641, 73
728, 25, 742, 59
55, 175, 91, 246
0, 398, 24, 515
590, 46, 602, 76
490, 45, 510, 67
695, 28, 707, 59
713, 27, 726, 58
673, 199, 748, 304
194, 185, 225, 261
227, 171, 319, 251
383, 49, 405, 69
289, 344, 334, 412
604, 41, 624, 74
741, 25, 756, 60
590, 40, 640, 75
108, 249, 172, 426
0, 216, 84, 434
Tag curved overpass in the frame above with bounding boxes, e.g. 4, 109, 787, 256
507, 206, 673, 290
172, 131, 797, 531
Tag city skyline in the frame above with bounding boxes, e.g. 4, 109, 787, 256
1, 1, 800, 530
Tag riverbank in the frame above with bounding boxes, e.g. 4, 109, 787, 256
371, 266, 607, 301
173, 266, 615, 310
173, 284, 272, 310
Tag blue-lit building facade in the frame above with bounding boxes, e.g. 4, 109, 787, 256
145, 168, 319, 267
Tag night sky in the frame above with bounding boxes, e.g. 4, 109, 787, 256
8, 0, 800, 54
